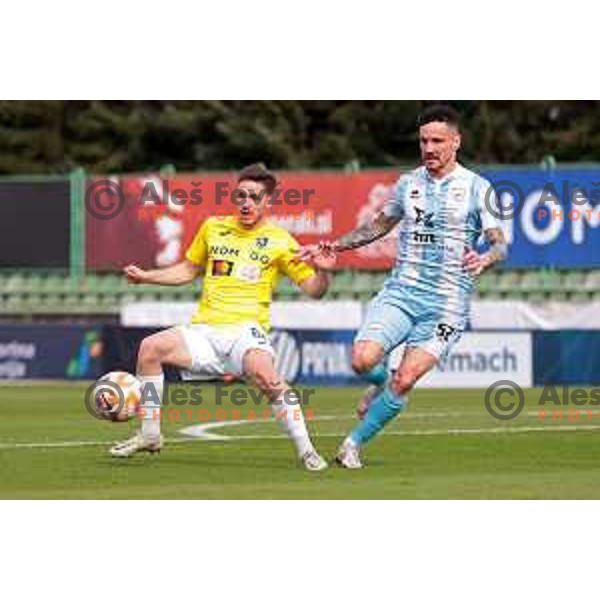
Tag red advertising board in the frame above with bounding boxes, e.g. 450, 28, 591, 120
86, 170, 402, 271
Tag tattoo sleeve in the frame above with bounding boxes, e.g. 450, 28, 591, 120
334, 211, 401, 251
484, 228, 508, 265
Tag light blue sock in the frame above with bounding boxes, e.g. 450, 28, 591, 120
350, 386, 406, 446
361, 358, 389, 387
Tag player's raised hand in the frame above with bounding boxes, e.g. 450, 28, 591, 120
297, 244, 320, 261
318, 240, 338, 253
123, 264, 149, 284
304, 245, 337, 271
298, 241, 339, 261
463, 248, 488, 276
313, 248, 337, 271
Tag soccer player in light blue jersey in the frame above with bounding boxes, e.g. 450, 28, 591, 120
303, 105, 508, 468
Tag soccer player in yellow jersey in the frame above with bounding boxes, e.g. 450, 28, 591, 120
110, 164, 335, 471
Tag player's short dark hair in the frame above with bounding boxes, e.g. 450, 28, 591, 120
417, 104, 461, 131
237, 163, 278, 195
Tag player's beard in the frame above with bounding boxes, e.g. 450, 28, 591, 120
424, 155, 441, 171
424, 154, 456, 178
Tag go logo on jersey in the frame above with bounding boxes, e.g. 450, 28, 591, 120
250, 251, 270, 265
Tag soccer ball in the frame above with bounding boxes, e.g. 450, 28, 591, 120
93, 371, 141, 422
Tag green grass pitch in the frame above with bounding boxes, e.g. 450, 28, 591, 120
1, 382, 599, 499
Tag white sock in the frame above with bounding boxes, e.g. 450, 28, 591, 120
270, 389, 314, 457
137, 374, 163, 441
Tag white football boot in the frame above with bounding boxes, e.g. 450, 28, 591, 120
110, 433, 162, 458
335, 440, 363, 469
301, 450, 328, 472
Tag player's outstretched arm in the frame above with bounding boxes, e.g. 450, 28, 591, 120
298, 211, 400, 263
124, 260, 200, 286
332, 211, 401, 252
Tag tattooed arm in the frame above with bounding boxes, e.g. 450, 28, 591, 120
484, 227, 509, 265
463, 227, 508, 276
298, 211, 401, 262
299, 176, 406, 261
332, 211, 402, 252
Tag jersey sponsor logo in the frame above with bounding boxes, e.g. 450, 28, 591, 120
412, 231, 436, 244
235, 263, 261, 282
250, 250, 270, 265
436, 323, 458, 343
412, 207, 436, 244
211, 260, 234, 276
414, 207, 435, 228
209, 245, 240, 257
255, 237, 269, 248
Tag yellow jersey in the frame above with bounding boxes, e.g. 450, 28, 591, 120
185, 216, 316, 331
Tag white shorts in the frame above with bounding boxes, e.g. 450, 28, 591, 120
178, 322, 275, 380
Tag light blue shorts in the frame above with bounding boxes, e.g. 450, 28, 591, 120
355, 290, 466, 363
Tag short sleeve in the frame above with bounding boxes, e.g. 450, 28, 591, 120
277, 234, 316, 285
382, 176, 408, 220
185, 218, 212, 265
475, 176, 504, 231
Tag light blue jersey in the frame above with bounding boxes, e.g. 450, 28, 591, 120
357, 163, 501, 361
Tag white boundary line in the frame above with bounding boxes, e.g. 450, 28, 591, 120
2, 416, 598, 451
0, 380, 94, 387
0, 437, 202, 450
180, 418, 600, 441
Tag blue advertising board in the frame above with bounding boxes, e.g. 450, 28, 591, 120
533, 331, 600, 386
0, 325, 104, 379
480, 168, 600, 268
271, 329, 358, 386
0, 325, 596, 387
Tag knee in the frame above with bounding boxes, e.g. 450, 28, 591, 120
138, 335, 167, 364
391, 370, 418, 396
251, 369, 284, 403
243, 350, 282, 393
352, 346, 381, 375
252, 369, 272, 392
246, 361, 278, 393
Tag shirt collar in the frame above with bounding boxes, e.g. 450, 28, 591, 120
425, 163, 463, 185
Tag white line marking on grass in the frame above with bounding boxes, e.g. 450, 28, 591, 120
1, 419, 599, 451
179, 420, 248, 441
0, 380, 95, 388
0, 438, 194, 450
0, 440, 108, 449
179, 415, 341, 440
180, 418, 600, 441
